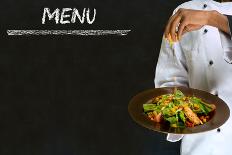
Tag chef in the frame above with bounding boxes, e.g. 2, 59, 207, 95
155, 0, 232, 154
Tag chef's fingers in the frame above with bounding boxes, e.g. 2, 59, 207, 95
177, 20, 188, 40
164, 18, 171, 39
182, 29, 188, 36
164, 15, 175, 38
181, 25, 203, 37
180, 25, 199, 39
170, 15, 182, 42
164, 12, 180, 39
182, 29, 187, 35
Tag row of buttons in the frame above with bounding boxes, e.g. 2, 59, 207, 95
202, 4, 212, 67
203, 3, 221, 134
203, 4, 208, 35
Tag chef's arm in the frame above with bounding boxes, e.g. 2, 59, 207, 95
219, 15, 232, 63
155, 37, 189, 88
207, 13, 232, 63
208, 11, 231, 37
207, 11, 231, 35
164, 9, 231, 41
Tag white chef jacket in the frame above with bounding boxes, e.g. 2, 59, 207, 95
155, 0, 232, 155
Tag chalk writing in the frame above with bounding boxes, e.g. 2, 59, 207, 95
42, 8, 96, 24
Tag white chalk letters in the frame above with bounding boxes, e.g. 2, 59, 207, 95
42, 8, 96, 24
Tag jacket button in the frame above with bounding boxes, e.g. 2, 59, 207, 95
203, 4, 207, 9
217, 128, 221, 132
204, 29, 208, 34
209, 60, 213, 65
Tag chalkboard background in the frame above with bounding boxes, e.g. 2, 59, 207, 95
0, 0, 186, 154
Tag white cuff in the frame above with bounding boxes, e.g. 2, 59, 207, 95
166, 133, 184, 142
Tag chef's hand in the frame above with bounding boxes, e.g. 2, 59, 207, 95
164, 8, 230, 41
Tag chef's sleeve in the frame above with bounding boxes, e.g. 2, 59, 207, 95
154, 37, 189, 88
219, 15, 232, 64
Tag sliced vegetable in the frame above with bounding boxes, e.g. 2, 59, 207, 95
179, 111, 186, 123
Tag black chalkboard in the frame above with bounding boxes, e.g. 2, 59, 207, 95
0, 0, 186, 154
